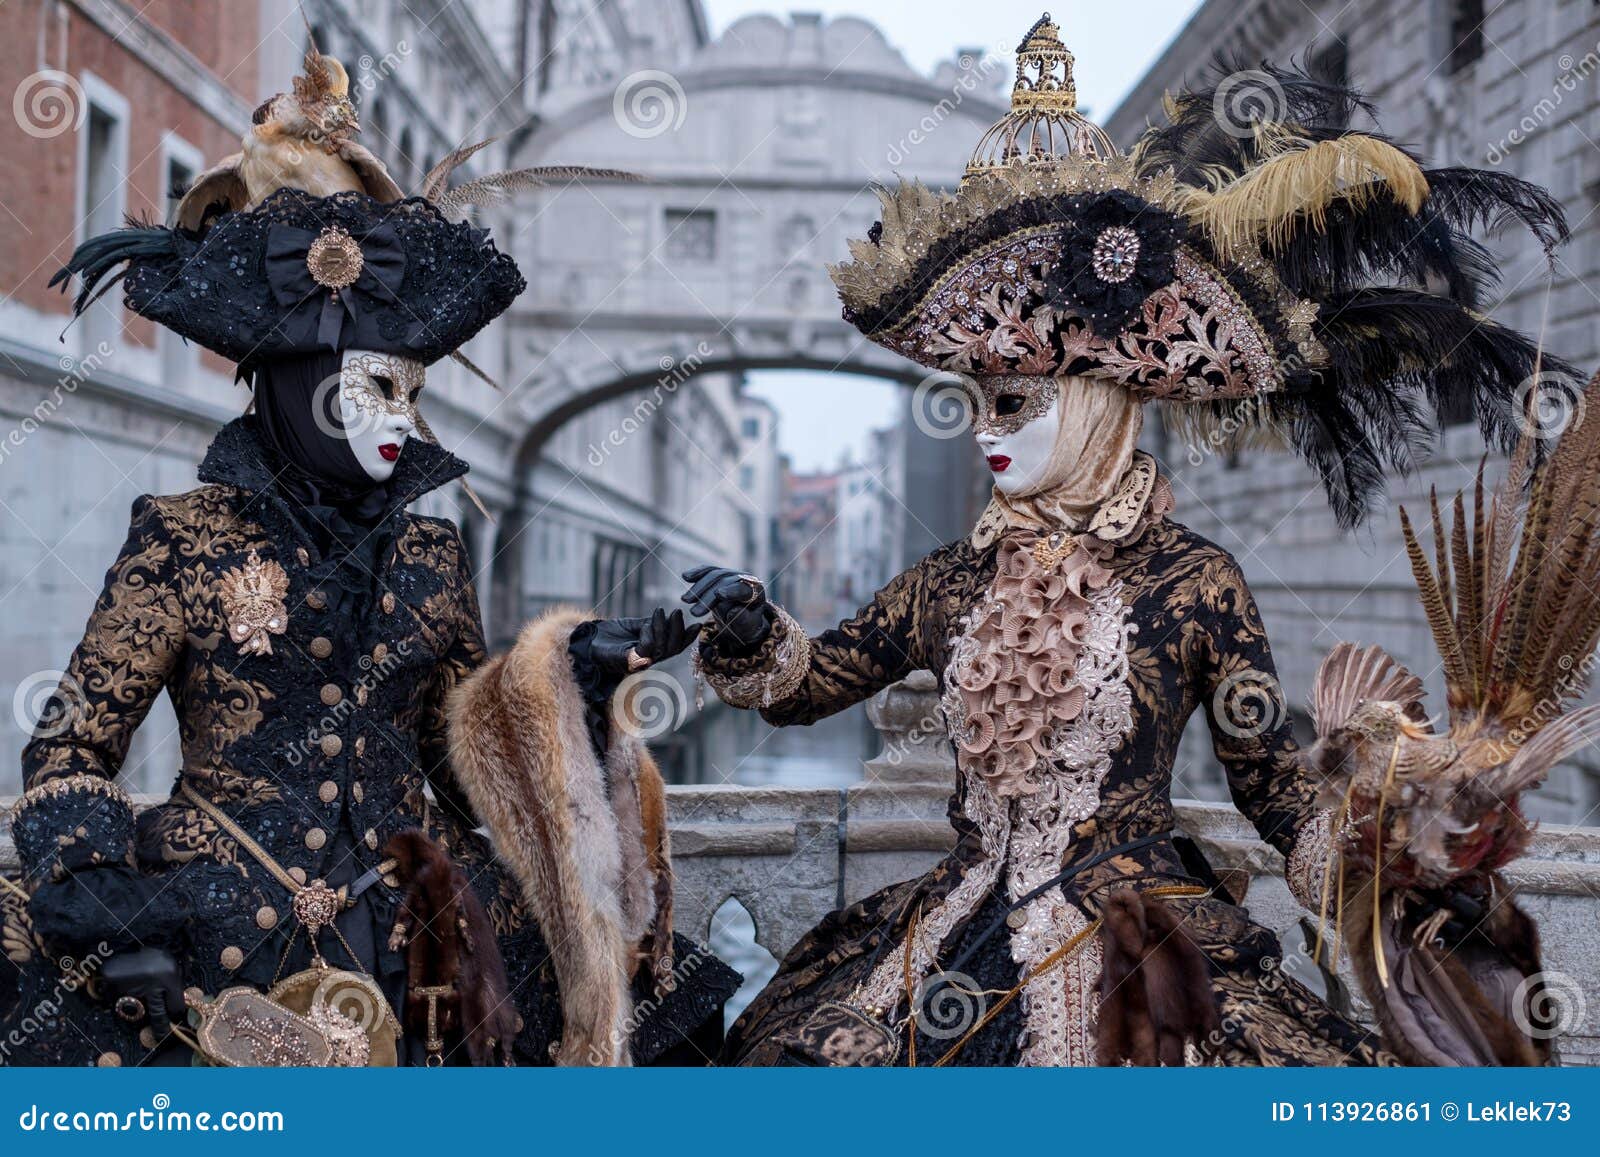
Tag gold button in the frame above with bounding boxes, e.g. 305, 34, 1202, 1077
304, 827, 327, 850
364, 829, 378, 850
381, 872, 398, 888
381, 592, 396, 614
1005, 909, 1028, 930
372, 643, 388, 664
356, 685, 368, 706
138, 1027, 157, 1050
318, 780, 338, 803
320, 683, 342, 706
255, 906, 278, 930
306, 590, 328, 610
184, 986, 205, 1008
289, 867, 307, 885
296, 547, 310, 566
354, 736, 366, 758
320, 734, 343, 757
96, 1051, 122, 1067
309, 636, 333, 659
220, 946, 244, 971
352, 782, 365, 804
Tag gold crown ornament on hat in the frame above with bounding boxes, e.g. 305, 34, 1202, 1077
966, 13, 1116, 172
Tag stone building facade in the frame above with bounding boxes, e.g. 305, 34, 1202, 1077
0, 2, 1001, 792
1107, 0, 1600, 824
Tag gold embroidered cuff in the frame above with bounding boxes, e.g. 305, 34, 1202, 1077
10, 773, 133, 822
10, 773, 137, 879
696, 607, 812, 710
1285, 808, 1334, 912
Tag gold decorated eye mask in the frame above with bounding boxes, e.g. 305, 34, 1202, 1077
340, 352, 426, 427
968, 375, 1059, 436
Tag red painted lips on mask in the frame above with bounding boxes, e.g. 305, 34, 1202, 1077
378, 443, 401, 462
987, 455, 1011, 473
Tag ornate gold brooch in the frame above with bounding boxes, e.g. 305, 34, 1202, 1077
306, 225, 364, 290
220, 550, 290, 656
1031, 529, 1079, 570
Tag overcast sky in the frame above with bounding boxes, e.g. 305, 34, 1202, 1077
702, 0, 1203, 470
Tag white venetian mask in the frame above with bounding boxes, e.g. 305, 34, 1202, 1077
336, 350, 424, 482
970, 375, 1061, 496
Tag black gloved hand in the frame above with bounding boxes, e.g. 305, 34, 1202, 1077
680, 566, 772, 651
1405, 878, 1491, 949
101, 947, 187, 1041
586, 608, 702, 677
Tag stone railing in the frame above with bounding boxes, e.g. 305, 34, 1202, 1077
6, 677, 1600, 1064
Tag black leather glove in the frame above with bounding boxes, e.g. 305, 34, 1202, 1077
585, 608, 702, 678
680, 566, 773, 651
1405, 878, 1491, 949
100, 947, 187, 1041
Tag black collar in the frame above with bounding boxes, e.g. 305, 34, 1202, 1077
198, 416, 468, 516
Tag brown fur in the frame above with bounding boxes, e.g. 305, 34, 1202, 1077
385, 829, 518, 1065
446, 607, 673, 1066
1096, 889, 1221, 1066
1344, 879, 1548, 1066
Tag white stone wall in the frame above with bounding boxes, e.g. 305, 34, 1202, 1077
1109, 0, 1600, 824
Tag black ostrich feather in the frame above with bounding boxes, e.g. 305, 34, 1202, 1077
1266, 168, 1566, 306
48, 220, 180, 317
1271, 289, 1582, 525
1137, 51, 1374, 184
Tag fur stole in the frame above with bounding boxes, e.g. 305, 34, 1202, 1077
1095, 888, 1221, 1066
446, 607, 674, 1066
384, 829, 518, 1065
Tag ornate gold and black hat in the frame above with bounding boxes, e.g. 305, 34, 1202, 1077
833, 13, 1578, 525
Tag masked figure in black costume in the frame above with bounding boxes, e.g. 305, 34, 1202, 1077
2, 50, 736, 1068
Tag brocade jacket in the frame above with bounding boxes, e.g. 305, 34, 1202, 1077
4, 418, 735, 1066
709, 457, 1378, 1066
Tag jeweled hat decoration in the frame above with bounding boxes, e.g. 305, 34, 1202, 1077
832, 13, 1579, 526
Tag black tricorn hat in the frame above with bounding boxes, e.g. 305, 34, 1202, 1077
51, 188, 526, 369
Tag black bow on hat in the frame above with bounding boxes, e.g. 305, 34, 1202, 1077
265, 223, 407, 350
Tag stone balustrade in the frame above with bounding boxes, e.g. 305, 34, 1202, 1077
6, 677, 1600, 1064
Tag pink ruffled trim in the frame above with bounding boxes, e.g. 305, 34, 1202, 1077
952, 533, 1113, 797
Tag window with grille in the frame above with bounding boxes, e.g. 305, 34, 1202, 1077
665, 209, 717, 261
